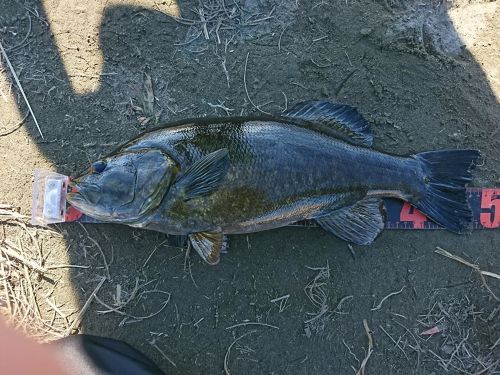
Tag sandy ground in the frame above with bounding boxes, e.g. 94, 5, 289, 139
0, 0, 499, 374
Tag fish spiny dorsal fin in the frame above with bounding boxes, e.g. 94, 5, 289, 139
283, 101, 373, 147
189, 231, 224, 265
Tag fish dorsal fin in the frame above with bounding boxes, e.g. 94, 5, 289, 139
315, 198, 385, 245
175, 149, 230, 201
189, 231, 223, 265
283, 101, 373, 147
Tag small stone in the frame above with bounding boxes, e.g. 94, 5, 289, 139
449, 132, 463, 141
360, 28, 373, 36
441, 344, 454, 355
304, 326, 312, 338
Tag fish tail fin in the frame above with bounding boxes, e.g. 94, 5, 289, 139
413, 149, 481, 233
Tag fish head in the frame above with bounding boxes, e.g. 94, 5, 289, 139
67, 148, 178, 222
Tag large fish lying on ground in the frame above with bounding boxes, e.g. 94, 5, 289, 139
67, 101, 480, 264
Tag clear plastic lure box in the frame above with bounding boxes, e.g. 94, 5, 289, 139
31, 169, 101, 226
31, 169, 69, 225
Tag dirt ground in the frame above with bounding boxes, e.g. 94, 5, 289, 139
0, 0, 499, 374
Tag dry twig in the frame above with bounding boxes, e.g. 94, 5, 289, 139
0, 41, 44, 138
435, 247, 500, 302
226, 322, 279, 330
65, 277, 106, 335
1, 240, 47, 274
87, 236, 110, 281
150, 342, 177, 368
356, 319, 374, 375
371, 286, 405, 311
244, 52, 271, 115
0, 111, 29, 137
224, 330, 257, 375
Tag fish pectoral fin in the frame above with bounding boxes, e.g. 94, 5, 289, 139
189, 231, 224, 265
283, 101, 373, 147
176, 148, 230, 200
315, 198, 386, 245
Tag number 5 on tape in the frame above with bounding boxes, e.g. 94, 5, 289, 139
480, 189, 500, 228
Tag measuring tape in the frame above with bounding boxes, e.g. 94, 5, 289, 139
62, 187, 500, 230
292, 188, 499, 230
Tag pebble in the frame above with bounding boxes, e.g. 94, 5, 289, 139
360, 28, 373, 36
441, 344, 454, 355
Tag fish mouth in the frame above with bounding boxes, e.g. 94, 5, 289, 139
66, 190, 81, 203
66, 180, 85, 205
66, 190, 87, 211
67, 182, 101, 203
66, 186, 140, 223
66, 190, 113, 221
66, 184, 95, 209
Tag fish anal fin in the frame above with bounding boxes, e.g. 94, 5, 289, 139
316, 198, 385, 245
283, 100, 373, 147
189, 231, 224, 265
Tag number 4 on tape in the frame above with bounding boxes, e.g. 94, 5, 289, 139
400, 203, 428, 229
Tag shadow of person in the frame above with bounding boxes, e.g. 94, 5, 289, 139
0, 0, 498, 374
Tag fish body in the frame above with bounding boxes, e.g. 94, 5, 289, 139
68, 101, 480, 264
120, 118, 415, 234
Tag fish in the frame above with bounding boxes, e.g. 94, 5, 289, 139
67, 101, 481, 265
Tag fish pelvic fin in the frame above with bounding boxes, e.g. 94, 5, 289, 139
315, 198, 386, 245
189, 231, 224, 265
282, 100, 373, 147
413, 149, 481, 233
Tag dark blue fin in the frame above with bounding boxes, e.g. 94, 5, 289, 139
189, 231, 223, 265
413, 149, 481, 233
315, 198, 385, 245
176, 149, 229, 201
283, 101, 373, 147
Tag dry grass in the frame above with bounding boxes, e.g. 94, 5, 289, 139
418, 293, 499, 373
173, 0, 277, 46
408, 247, 500, 373
0, 204, 67, 341
303, 262, 331, 335
376, 247, 500, 373
1, 203, 173, 341
380, 289, 499, 374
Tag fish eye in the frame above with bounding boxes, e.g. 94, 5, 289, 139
92, 161, 107, 174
